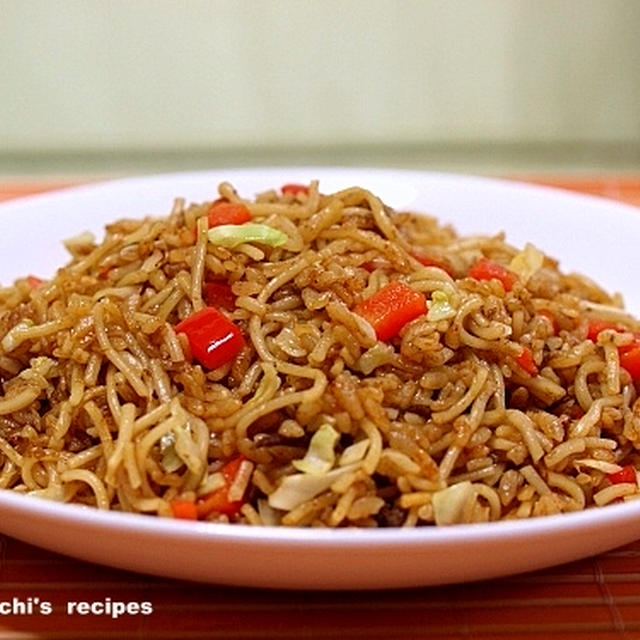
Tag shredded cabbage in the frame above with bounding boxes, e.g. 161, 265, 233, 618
208, 223, 288, 248
197, 471, 226, 496
173, 422, 204, 477
28, 484, 67, 501
159, 433, 183, 473
292, 423, 339, 475
509, 242, 544, 284
575, 459, 624, 474
427, 290, 456, 322
63, 231, 96, 252
160, 416, 208, 477
338, 439, 370, 466
432, 481, 475, 525
268, 464, 358, 511
257, 498, 281, 526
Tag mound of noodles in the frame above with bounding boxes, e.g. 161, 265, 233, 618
1, 180, 640, 527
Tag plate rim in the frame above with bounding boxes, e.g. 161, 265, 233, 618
2, 165, 639, 212
1, 166, 640, 588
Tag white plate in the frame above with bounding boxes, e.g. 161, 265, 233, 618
1, 167, 640, 590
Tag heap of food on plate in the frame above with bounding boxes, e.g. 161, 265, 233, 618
0, 180, 639, 527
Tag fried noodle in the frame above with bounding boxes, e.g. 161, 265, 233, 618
1, 180, 640, 527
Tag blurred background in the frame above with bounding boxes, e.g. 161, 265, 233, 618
1, 0, 639, 179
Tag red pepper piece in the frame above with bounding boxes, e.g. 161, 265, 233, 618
607, 465, 637, 485
619, 340, 640, 381
586, 319, 640, 381
468, 257, 517, 292
175, 307, 245, 370
197, 456, 246, 518
586, 319, 621, 341
203, 281, 236, 310
515, 346, 538, 376
169, 499, 198, 520
281, 183, 309, 196
207, 201, 251, 228
354, 281, 426, 341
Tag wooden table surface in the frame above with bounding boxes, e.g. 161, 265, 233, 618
1, 174, 640, 640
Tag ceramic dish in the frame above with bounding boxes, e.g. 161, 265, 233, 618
0, 167, 639, 590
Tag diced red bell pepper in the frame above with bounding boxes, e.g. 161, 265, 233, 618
515, 346, 538, 376
175, 307, 245, 370
586, 319, 621, 341
98, 265, 113, 280
281, 183, 309, 196
607, 465, 637, 485
203, 281, 236, 311
354, 281, 426, 341
26, 275, 43, 289
207, 201, 252, 228
169, 499, 198, 520
468, 257, 517, 292
619, 340, 640, 381
586, 318, 640, 381
197, 456, 246, 518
